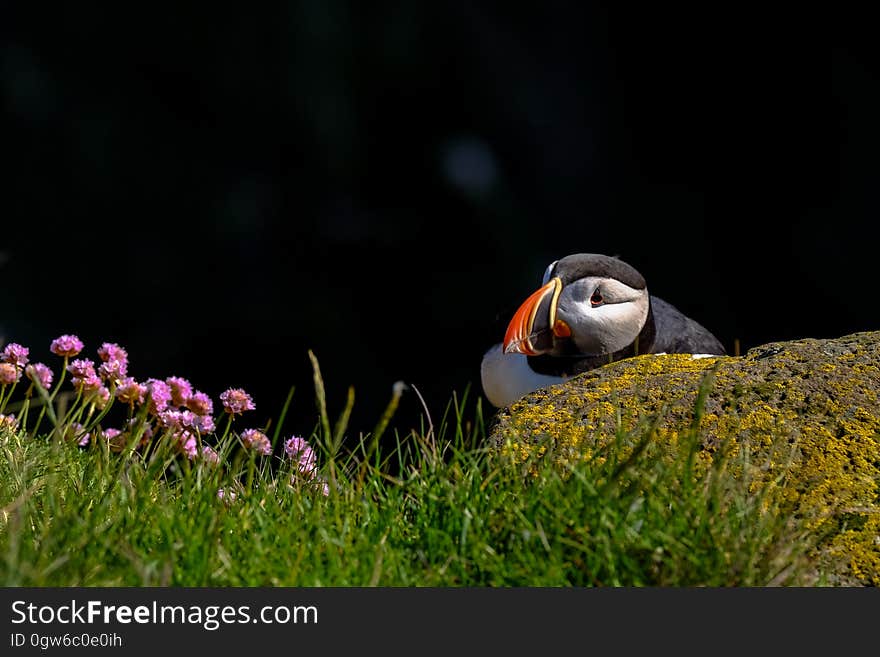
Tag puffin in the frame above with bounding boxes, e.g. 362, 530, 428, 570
480, 253, 726, 408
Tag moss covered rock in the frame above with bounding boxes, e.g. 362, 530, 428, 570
488, 331, 880, 585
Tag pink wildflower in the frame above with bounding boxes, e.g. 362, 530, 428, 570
97, 342, 128, 364
68, 422, 91, 447
0, 414, 19, 430
50, 334, 84, 357
25, 363, 53, 390
158, 409, 184, 430
98, 342, 128, 383
72, 373, 102, 394
170, 409, 212, 434
201, 445, 220, 465
96, 343, 128, 382
289, 473, 330, 496
299, 455, 318, 476
193, 414, 216, 433
241, 428, 272, 455
93, 385, 111, 409
158, 410, 183, 428
1, 343, 29, 368
116, 377, 147, 405
98, 359, 127, 382
0, 363, 21, 385
160, 409, 210, 434
285, 436, 325, 494
67, 359, 96, 379
217, 488, 237, 503
166, 376, 193, 407
284, 435, 318, 475
220, 388, 255, 415
185, 390, 214, 416
102, 428, 126, 452
284, 435, 308, 458
175, 430, 198, 459
145, 378, 172, 415
68, 359, 100, 392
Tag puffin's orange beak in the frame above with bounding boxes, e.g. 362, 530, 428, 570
503, 277, 566, 355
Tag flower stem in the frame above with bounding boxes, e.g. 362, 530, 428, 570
35, 355, 68, 433
0, 379, 21, 415
220, 413, 234, 444
19, 397, 31, 430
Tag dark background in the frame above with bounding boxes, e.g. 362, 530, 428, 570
2, 4, 877, 443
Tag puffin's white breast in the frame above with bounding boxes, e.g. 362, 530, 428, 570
480, 343, 566, 408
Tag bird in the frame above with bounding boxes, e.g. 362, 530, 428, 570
480, 253, 726, 408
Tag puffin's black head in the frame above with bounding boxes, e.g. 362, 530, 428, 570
503, 253, 651, 358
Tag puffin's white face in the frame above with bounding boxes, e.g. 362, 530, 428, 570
503, 257, 651, 357
554, 276, 649, 355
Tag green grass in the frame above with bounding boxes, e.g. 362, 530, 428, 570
0, 358, 826, 587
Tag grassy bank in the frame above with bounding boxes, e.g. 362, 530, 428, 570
1, 365, 825, 586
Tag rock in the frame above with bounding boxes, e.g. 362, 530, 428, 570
488, 331, 880, 585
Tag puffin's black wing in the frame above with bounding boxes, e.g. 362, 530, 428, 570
649, 296, 726, 355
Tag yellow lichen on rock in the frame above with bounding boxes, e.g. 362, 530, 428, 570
488, 331, 880, 585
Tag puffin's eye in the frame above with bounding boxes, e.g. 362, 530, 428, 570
590, 289, 604, 307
